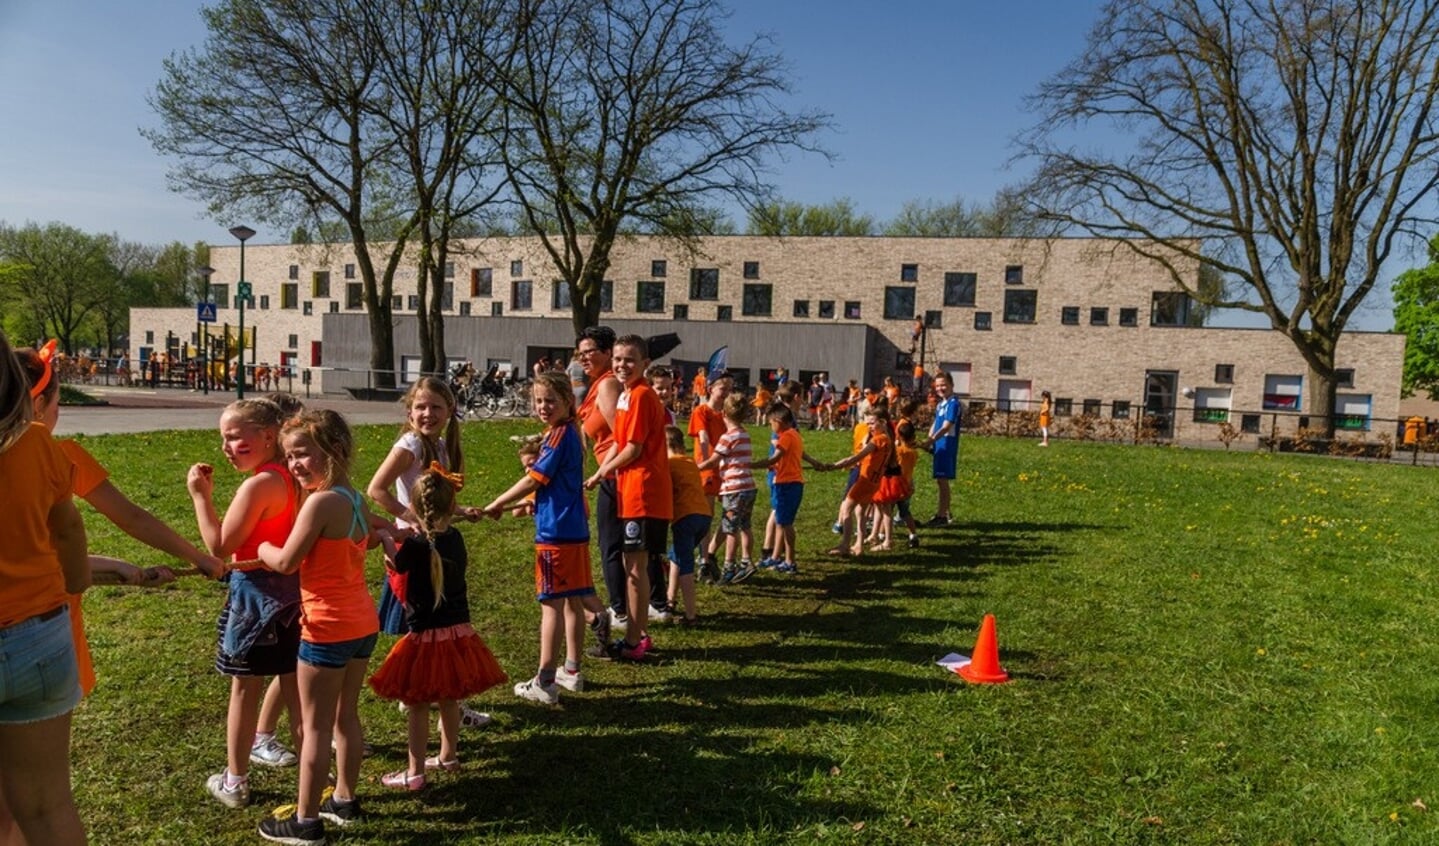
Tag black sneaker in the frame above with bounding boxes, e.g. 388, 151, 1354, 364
907, 535, 920, 549
590, 611, 611, 646
318, 793, 362, 827
923, 515, 951, 527
258, 812, 325, 845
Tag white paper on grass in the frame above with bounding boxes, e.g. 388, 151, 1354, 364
936, 652, 971, 673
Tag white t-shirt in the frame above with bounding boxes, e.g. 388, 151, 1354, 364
393, 431, 446, 530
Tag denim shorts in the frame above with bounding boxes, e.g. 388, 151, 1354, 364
0, 606, 81, 725
298, 632, 378, 669
720, 489, 757, 534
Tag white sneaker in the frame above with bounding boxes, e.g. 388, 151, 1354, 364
460, 705, 492, 728
647, 604, 671, 623
514, 677, 559, 705
556, 667, 585, 692
205, 771, 250, 809
250, 734, 297, 768
607, 607, 629, 632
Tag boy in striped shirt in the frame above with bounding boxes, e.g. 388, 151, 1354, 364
697, 394, 757, 584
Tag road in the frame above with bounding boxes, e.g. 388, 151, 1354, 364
53, 386, 409, 437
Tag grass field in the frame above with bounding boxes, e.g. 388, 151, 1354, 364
62, 421, 1439, 844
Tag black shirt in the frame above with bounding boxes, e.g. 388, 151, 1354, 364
394, 528, 471, 632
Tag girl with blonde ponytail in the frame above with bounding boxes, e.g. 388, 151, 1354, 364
367, 465, 506, 791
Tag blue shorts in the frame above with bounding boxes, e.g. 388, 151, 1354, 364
298, 632, 378, 669
0, 605, 80, 725
772, 482, 804, 527
931, 438, 959, 480
670, 513, 712, 576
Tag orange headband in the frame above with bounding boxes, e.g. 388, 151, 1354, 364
426, 461, 464, 492
28, 340, 57, 398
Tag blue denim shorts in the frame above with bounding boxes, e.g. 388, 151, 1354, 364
298, 632, 378, 669
0, 605, 81, 725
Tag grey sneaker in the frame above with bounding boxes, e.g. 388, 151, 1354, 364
250, 735, 297, 768
729, 561, 758, 584
206, 771, 250, 809
556, 667, 585, 692
514, 677, 560, 705
318, 792, 362, 827
258, 811, 324, 844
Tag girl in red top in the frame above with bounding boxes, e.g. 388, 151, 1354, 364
187, 398, 303, 810
255, 409, 382, 843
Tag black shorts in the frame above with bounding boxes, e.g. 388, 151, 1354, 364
621, 517, 669, 554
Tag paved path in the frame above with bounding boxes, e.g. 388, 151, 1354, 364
54, 387, 407, 436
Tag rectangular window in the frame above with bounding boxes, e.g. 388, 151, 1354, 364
210, 284, 228, 308
259, 294, 270, 309
390, 296, 401, 311
793, 299, 810, 318
690, 268, 719, 300
145, 331, 154, 344
1335, 392, 1371, 430
491, 301, 504, 316
1003, 290, 1037, 323
998, 355, 1017, 376
444, 262, 455, 278
1090, 307, 1109, 326
1082, 398, 1102, 416
346, 283, 363, 310
940, 362, 972, 395
281, 283, 298, 309
1215, 364, 1235, 383
896, 351, 914, 371
673, 304, 689, 320
1336, 368, 1355, 388
510, 260, 523, 277
974, 311, 992, 330
287, 334, 298, 348
900, 263, 919, 282
600, 280, 614, 313
1119, 307, 1139, 327
1262, 374, 1302, 411
743, 261, 760, 279
844, 300, 862, 320
310, 341, 322, 367
924, 309, 943, 329
344, 263, 355, 280
1192, 387, 1232, 423
943, 272, 977, 307
1241, 413, 1261, 433
303, 301, 313, 316
459, 301, 471, 316
1005, 265, 1024, 285
471, 267, 492, 297
636, 281, 665, 313
511, 280, 533, 311
442, 282, 454, 311
1150, 291, 1192, 326
652, 260, 667, 278
553, 282, 571, 311
883, 286, 916, 320
330, 301, 340, 313
716, 305, 733, 322
1054, 398, 1073, 417
1061, 306, 1080, 325
818, 300, 835, 319
288, 265, 299, 280
407, 295, 420, 311
1112, 400, 1131, 419
312, 271, 330, 298
742, 283, 773, 316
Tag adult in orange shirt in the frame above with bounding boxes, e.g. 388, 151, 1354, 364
687, 370, 731, 578
690, 367, 707, 412
575, 326, 628, 633
0, 329, 89, 846
586, 335, 672, 660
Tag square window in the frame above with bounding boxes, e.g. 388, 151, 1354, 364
818, 300, 836, 319
1090, 307, 1109, 325
651, 260, 667, 278
288, 265, 299, 280
1112, 400, 1131, 419
346, 282, 363, 310
998, 355, 1017, 375
943, 272, 976, 307
1119, 307, 1138, 326
974, 311, 992, 330
883, 286, 916, 320
636, 281, 665, 313
1151, 291, 1192, 326
1262, 374, 1302, 410
511, 280, 533, 311
471, 267, 493, 297
1005, 265, 1023, 285
900, 263, 918, 282
329, 301, 340, 313
510, 260, 523, 277
743, 261, 760, 279
312, 271, 330, 298
1241, 413, 1261, 433
1336, 368, 1355, 388
491, 301, 504, 316
844, 300, 862, 320
459, 301, 471, 316
896, 351, 914, 371
1061, 306, 1080, 325
1215, 364, 1234, 383
924, 309, 942, 329
673, 304, 689, 320
793, 299, 810, 318
344, 263, 355, 280
742, 283, 773, 316
1054, 398, 1073, 417
690, 268, 719, 300
303, 301, 313, 316
717, 305, 733, 322
1082, 398, 1102, 416
1003, 290, 1037, 323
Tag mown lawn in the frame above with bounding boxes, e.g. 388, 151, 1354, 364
66, 421, 1439, 844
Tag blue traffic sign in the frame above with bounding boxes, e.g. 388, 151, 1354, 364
197, 302, 217, 323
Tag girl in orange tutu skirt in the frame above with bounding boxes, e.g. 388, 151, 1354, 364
369, 466, 506, 790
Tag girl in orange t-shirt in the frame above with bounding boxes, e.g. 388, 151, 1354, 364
822, 405, 891, 558
254, 409, 382, 841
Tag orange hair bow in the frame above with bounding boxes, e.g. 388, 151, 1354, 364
426, 461, 464, 491
29, 339, 58, 398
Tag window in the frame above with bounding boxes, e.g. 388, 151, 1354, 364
442, 282, 454, 311
1112, 400, 1131, 419
553, 281, 571, 310
1241, 413, 1261, 433
1082, 398, 1102, 416
1192, 387, 1232, 423
883, 286, 916, 320
1150, 291, 1192, 326
1054, 398, 1073, 417
259, 295, 270, 310
673, 304, 689, 320
1090, 307, 1109, 325
793, 299, 810, 318
145, 331, 154, 344
329, 301, 340, 313
844, 300, 862, 320
600, 280, 614, 312
716, 305, 733, 322
303, 301, 313, 316
690, 268, 719, 300
1262, 374, 1302, 410
1215, 364, 1235, 383
742, 283, 773, 316
344, 263, 355, 280
896, 351, 914, 370
287, 334, 298, 348
943, 272, 976, 307
459, 302, 471, 316
652, 260, 667, 278
310, 341, 322, 367
998, 356, 1017, 375
288, 265, 299, 280
407, 295, 420, 310
211, 284, 228, 308
1119, 307, 1139, 327
511, 280, 533, 311
1003, 290, 1037, 323
1336, 368, 1355, 388
312, 271, 330, 298
743, 261, 760, 279
900, 263, 918, 282
491, 302, 504, 316
940, 362, 972, 395
510, 260, 523, 277
1061, 306, 1080, 325
281, 283, 298, 309
924, 309, 943, 329
818, 300, 835, 319
346, 283, 363, 310
636, 281, 665, 313
1005, 265, 1023, 285
471, 267, 492, 297
974, 311, 992, 330
444, 262, 455, 278
1335, 393, 1371, 430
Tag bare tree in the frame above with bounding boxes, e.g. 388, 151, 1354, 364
1022, 0, 1439, 433
489, 0, 830, 337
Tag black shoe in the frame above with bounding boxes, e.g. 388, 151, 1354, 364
907, 535, 920, 549
923, 515, 951, 527
318, 794, 362, 827
258, 813, 325, 845
590, 611, 611, 646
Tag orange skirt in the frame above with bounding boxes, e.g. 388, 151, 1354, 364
848, 476, 880, 506
368, 623, 507, 705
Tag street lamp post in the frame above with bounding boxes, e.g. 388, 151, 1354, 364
229, 226, 256, 399
198, 265, 214, 395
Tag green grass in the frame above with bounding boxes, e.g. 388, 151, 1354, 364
59, 384, 102, 405
66, 423, 1439, 844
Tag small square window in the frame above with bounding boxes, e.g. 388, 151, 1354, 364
673, 304, 689, 320
1119, 307, 1138, 327
743, 261, 760, 279
510, 260, 523, 277
636, 281, 665, 313
883, 286, 915, 320
1005, 265, 1023, 285
303, 301, 313, 316
924, 310, 942, 329
1054, 398, 1073, 417
1336, 368, 1355, 388
459, 301, 471, 316
329, 301, 340, 313
1215, 364, 1234, 383
974, 311, 992, 331
998, 356, 1017, 375
288, 265, 299, 280
1003, 290, 1037, 323
1082, 398, 1102, 416
793, 299, 810, 318
844, 301, 862, 320
1112, 400, 1131, 419
652, 260, 667, 278
1061, 306, 1080, 325
491, 301, 504, 316
717, 305, 733, 322
1241, 413, 1261, 433
1090, 307, 1109, 326
900, 263, 919, 282
818, 300, 836, 319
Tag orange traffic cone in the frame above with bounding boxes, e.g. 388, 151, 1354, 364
958, 614, 1009, 684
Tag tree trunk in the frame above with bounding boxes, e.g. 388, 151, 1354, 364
417, 258, 434, 375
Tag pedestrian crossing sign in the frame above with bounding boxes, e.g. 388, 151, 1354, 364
197, 302, 217, 323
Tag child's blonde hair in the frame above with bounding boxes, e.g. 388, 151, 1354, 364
408, 468, 458, 611
530, 371, 576, 422
223, 397, 292, 464
282, 409, 354, 489
722, 392, 748, 422
0, 329, 32, 453
401, 376, 463, 473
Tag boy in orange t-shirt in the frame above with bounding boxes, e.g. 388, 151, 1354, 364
752, 404, 820, 575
